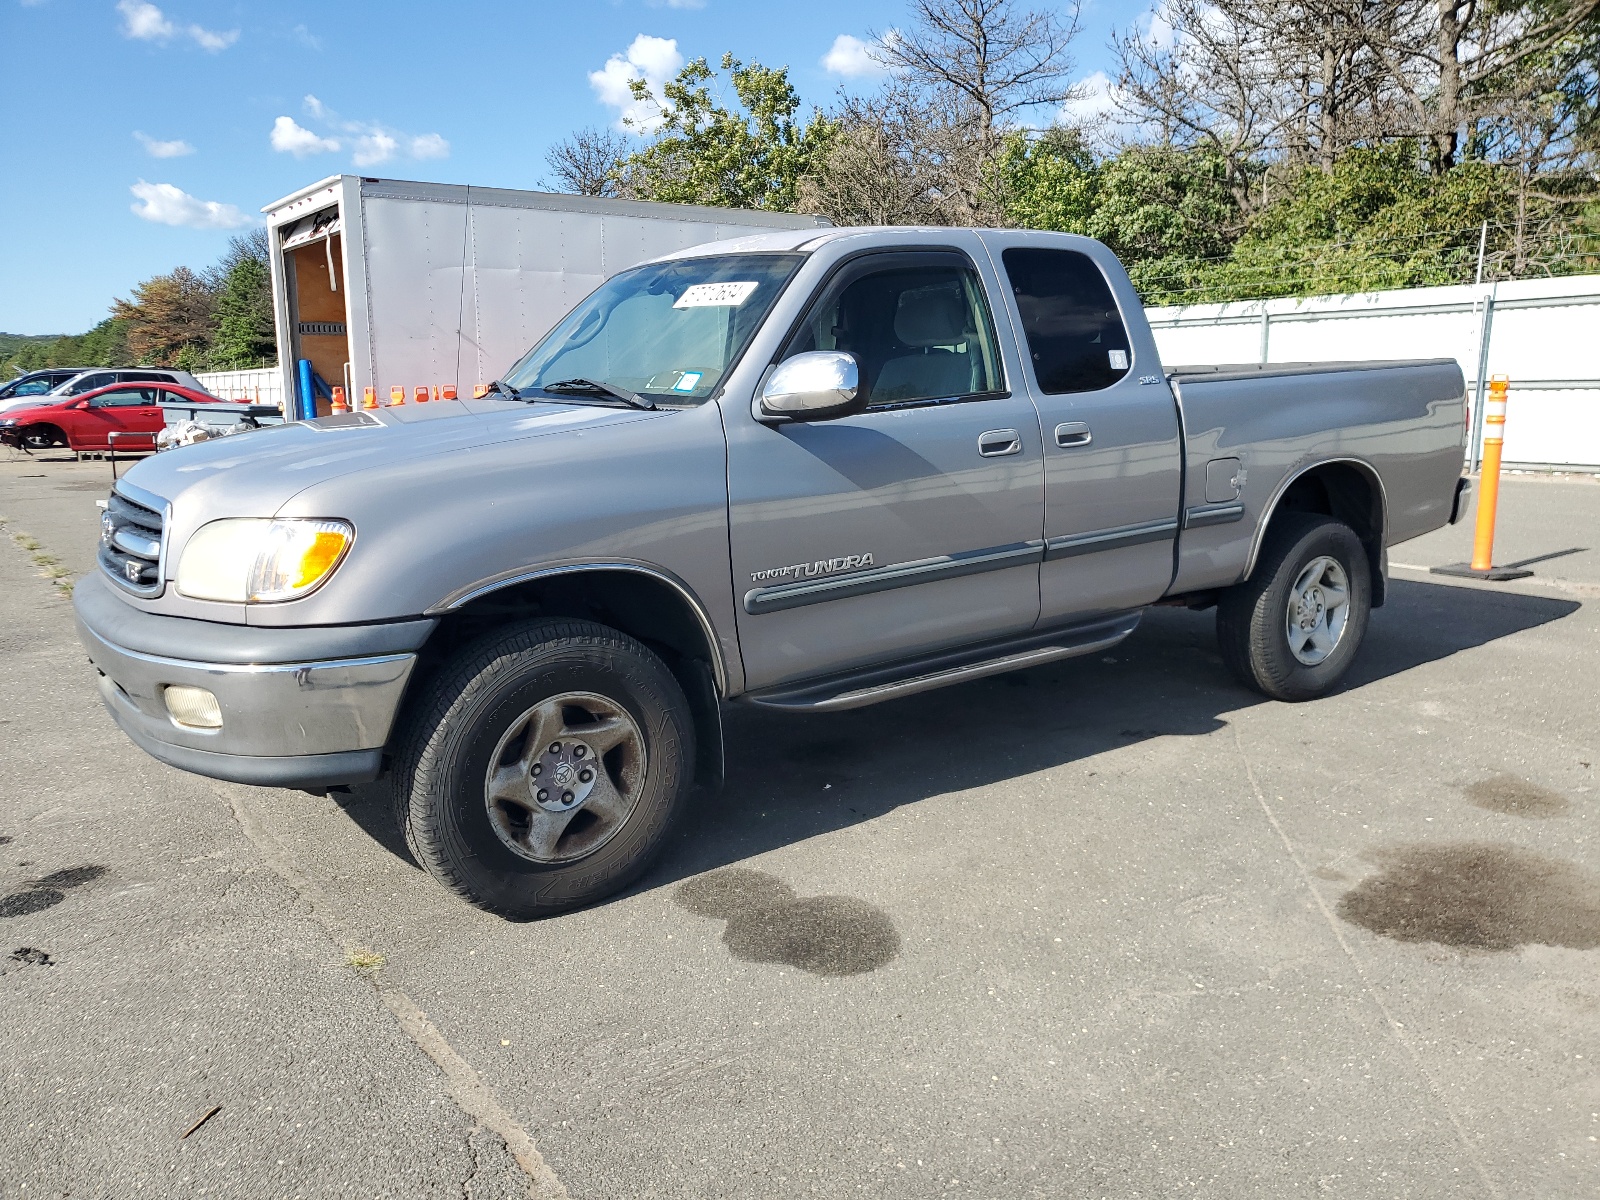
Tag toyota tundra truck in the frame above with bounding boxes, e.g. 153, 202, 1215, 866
75, 227, 1471, 916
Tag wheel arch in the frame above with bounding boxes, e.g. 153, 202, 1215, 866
1245, 458, 1389, 607
415, 563, 728, 788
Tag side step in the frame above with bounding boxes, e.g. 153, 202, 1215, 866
742, 612, 1142, 712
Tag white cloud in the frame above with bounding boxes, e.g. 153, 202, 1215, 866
1142, 3, 1179, 50
352, 132, 397, 166
821, 33, 888, 78
118, 0, 237, 51
270, 115, 340, 156
1059, 71, 1120, 125
292, 24, 322, 51
274, 99, 446, 167
409, 133, 450, 160
589, 34, 683, 132
134, 131, 194, 158
188, 24, 236, 50
129, 181, 251, 229
118, 0, 173, 40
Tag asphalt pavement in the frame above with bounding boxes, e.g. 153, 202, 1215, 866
1, 451, 1596, 1198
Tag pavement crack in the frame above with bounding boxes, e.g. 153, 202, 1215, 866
216, 783, 569, 1200
1230, 723, 1504, 1200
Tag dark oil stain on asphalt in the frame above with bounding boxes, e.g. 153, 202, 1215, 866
8, 947, 53, 969
1338, 843, 1600, 951
676, 868, 900, 976
1463, 774, 1570, 819
32, 866, 108, 889
0, 863, 108, 920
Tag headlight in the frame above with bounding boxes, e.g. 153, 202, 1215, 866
176, 518, 353, 602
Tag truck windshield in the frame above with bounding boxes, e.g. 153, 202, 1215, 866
502, 253, 805, 406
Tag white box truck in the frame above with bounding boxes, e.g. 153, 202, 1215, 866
264, 175, 830, 416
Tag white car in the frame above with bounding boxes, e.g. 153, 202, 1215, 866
0, 368, 209, 416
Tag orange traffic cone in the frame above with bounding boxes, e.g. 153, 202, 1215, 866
1432, 376, 1532, 581
390, 386, 406, 406
361, 386, 378, 410
331, 386, 348, 414
415, 386, 429, 404
442, 385, 458, 401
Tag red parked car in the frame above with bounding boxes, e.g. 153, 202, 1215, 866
0, 382, 221, 453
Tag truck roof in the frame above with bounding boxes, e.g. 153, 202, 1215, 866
651, 225, 1109, 261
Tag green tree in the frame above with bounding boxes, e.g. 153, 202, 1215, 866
991, 127, 1100, 234
615, 54, 837, 211
1084, 145, 1241, 302
207, 232, 276, 369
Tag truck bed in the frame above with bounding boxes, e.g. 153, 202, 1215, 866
1165, 358, 1467, 596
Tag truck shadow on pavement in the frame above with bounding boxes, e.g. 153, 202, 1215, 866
651, 577, 1582, 890
333, 578, 1580, 902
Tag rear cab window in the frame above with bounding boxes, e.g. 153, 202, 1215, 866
1001, 248, 1132, 394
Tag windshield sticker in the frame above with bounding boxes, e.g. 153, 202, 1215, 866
674, 281, 760, 309
1108, 350, 1129, 370
673, 372, 703, 393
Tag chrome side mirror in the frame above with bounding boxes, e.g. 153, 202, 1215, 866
759, 351, 864, 421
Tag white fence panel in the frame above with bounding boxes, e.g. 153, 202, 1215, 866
1146, 273, 1600, 470
194, 367, 285, 408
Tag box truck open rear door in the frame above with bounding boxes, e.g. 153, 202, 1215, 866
278, 208, 350, 418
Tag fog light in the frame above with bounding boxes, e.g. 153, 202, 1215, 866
164, 685, 222, 729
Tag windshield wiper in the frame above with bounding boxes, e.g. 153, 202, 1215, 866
539, 378, 655, 410
484, 379, 521, 399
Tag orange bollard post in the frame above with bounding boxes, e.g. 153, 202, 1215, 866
1432, 376, 1532, 581
415, 385, 429, 404
362, 386, 378, 410
442, 385, 458, 401
432, 385, 441, 402
390, 386, 406, 405
331, 386, 348, 414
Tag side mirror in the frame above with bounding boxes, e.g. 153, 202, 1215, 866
759, 351, 864, 422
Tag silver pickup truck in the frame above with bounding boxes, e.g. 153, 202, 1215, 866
75, 228, 1470, 916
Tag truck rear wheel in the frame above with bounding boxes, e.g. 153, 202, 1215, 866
390, 618, 694, 918
1216, 514, 1371, 702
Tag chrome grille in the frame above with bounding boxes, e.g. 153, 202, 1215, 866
99, 487, 167, 596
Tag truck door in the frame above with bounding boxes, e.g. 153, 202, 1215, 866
725, 247, 1045, 690
979, 236, 1183, 623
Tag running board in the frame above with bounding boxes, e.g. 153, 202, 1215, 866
742, 612, 1142, 712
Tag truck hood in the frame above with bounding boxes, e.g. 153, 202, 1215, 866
118, 398, 663, 527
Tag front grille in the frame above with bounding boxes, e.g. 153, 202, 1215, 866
99, 488, 167, 596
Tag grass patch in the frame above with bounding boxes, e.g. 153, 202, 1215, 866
346, 947, 385, 971
13, 533, 41, 551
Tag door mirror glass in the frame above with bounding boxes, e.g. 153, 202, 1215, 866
759, 351, 863, 421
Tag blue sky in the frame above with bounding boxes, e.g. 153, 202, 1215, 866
1, 0, 1148, 335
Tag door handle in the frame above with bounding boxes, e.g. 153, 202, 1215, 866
1055, 421, 1092, 448
978, 429, 1021, 457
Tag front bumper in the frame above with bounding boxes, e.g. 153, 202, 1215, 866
74, 573, 436, 788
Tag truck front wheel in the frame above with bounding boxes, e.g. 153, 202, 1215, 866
1216, 514, 1371, 702
391, 618, 694, 918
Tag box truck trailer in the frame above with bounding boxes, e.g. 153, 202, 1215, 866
264, 175, 831, 416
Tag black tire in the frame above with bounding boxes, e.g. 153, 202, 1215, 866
19, 425, 61, 452
1216, 514, 1372, 702
389, 618, 694, 918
